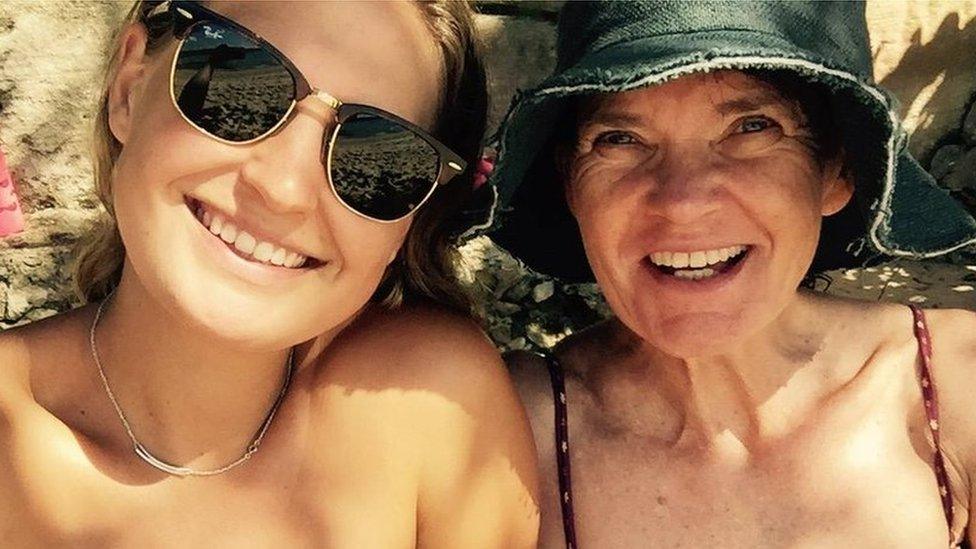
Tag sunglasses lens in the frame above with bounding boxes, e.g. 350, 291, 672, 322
172, 22, 295, 142
330, 113, 441, 221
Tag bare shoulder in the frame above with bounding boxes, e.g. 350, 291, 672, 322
313, 303, 514, 400
308, 301, 535, 463
0, 306, 92, 410
504, 349, 556, 460
553, 316, 634, 379
0, 326, 41, 541
503, 318, 625, 436
922, 307, 976, 348
312, 303, 539, 547
0, 306, 93, 542
903, 308, 976, 477
907, 306, 976, 371
505, 350, 552, 412
0, 307, 86, 413
0, 325, 33, 406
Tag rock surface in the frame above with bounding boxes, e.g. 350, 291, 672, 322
930, 143, 965, 180
943, 147, 976, 192
964, 99, 976, 145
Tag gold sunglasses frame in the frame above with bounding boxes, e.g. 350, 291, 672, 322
157, 1, 467, 224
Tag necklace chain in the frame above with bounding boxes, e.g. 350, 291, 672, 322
89, 295, 295, 477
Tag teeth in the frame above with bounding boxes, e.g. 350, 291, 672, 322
674, 268, 716, 280
649, 245, 746, 268
253, 242, 274, 262
270, 247, 287, 266
191, 202, 311, 269
234, 231, 257, 255
219, 222, 237, 244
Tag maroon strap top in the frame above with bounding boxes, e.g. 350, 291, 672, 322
544, 305, 961, 548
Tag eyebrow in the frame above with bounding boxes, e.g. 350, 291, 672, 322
715, 92, 803, 122
579, 89, 805, 131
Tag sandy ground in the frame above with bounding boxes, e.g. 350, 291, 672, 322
826, 261, 976, 309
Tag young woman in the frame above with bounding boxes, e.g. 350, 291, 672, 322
489, 1, 976, 547
0, 1, 538, 546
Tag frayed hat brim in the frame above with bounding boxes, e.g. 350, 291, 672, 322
489, 32, 976, 280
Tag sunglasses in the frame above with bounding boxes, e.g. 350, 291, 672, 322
145, 1, 467, 223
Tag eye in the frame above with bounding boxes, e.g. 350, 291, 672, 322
738, 116, 774, 134
594, 131, 639, 146
719, 115, 785, 157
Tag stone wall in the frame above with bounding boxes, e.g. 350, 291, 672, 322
1, 1, 974, 340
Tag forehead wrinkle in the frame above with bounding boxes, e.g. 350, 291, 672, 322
580, 109, 647, 130
710, 85, 808, 127
578, 73, 812, 137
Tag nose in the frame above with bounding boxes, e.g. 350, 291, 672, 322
640, 140, 724, 224
238, 98, 337, 215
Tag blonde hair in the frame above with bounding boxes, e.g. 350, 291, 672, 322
74, 1, 488, 314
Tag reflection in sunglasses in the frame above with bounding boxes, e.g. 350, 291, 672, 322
174, 22, 294, 141
332, 123, 440, 220
165, 10, 460, 222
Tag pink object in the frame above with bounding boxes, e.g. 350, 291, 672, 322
472, 155, 495, 190
0, 148, 25, 236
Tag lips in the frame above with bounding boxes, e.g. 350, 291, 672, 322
646, 245, 750, 280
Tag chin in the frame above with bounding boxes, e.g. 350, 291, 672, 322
626, 306, 766, 359
659, 314, 746, 358
124, 251, 347, 352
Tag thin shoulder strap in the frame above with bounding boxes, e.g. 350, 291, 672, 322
542, 351, 579, 549
909, 305, 956, 539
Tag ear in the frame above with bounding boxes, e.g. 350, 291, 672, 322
820, 155, 854, 217
107, 24, 151, 145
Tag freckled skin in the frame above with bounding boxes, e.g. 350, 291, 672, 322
509, 72, 976, 548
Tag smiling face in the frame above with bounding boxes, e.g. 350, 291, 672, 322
106, 1, 445, 350
564, 71, 854, 357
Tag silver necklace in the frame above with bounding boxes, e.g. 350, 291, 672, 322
89, 295, 295, 477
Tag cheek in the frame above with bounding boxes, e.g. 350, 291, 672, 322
728, 157, 825, 277
731, 155, 824, 228
569, 176, 645, 293
329, 213, 409, 277
112, 67, 210, 203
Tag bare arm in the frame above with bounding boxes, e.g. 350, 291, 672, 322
414, 332, 541, 548
353, 310, 542, 549
0, 331, 46, 546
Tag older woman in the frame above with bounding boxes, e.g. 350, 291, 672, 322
490, 1, 976, 547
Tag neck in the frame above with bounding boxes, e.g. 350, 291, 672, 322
91, 269, 338, 469
602, 291, 837, 456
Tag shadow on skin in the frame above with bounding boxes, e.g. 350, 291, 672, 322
58, 303, 539, 520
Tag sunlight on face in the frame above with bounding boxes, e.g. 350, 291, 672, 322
565, 71, 853, 358
110, 1, 444, 350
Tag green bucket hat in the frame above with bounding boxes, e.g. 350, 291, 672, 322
487, 0, 976, 283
